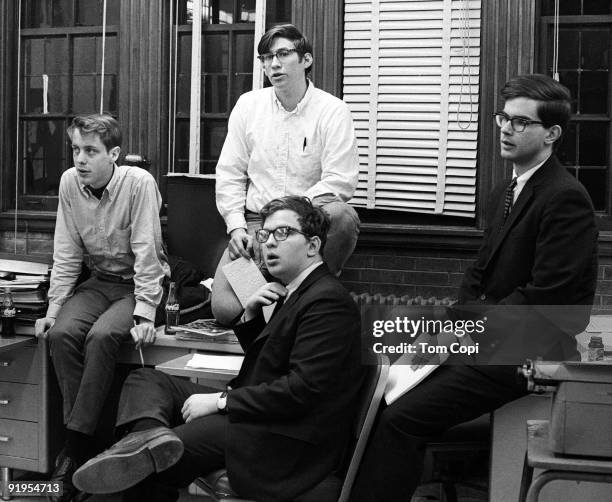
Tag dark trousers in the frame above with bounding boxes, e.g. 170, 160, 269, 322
48, 276, 135, 435
349, 365, 527, 502
116, 368, 226, 502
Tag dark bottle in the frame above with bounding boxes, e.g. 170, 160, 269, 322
588, 335, 604, 362
165, 282, 180, 334
1, 288, 16, 337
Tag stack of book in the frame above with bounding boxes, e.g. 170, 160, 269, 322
0, 257, 51, 333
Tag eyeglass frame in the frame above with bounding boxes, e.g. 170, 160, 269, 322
493, 111, 546, 133
256, 48, 299, 65
255, 225, 311, 244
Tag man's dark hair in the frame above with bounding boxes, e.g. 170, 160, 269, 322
501, 74, 572, 144
260, 196, 330, 251
67, 114, 122, 151
257, 24, 313, 76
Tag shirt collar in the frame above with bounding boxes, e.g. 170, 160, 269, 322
513, 155, 550, 185
272, 79, 314, 114
284, 260, 323, 299
79, 164, 120, 200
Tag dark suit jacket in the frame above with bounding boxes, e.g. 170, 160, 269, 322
224, 263, 364, 501
458, 155, 598, 363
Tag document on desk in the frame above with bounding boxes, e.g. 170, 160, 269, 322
186, 353, 244, 372
222, 257, 275, 321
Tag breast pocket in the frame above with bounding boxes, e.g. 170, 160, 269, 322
109, 226, 131, 255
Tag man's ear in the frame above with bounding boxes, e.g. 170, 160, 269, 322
544, 124, 562, 146
307, 235, 321, 257
303, 52, 313, 70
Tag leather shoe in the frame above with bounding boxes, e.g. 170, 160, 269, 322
47, 448, 86, 502
72, 427, 184, 494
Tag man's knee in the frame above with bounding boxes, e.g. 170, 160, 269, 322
85, 324, 128, 351
47, 320, 82, 352
322, 201, 360, 233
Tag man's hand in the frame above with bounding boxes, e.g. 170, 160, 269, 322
182, 393, 222, 423
228, 228, 253, 260
244, 282, 287, 322
35, 317, 55, 339
131, 318, 156, 349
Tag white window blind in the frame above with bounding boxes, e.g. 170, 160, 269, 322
343, 0, 481, 217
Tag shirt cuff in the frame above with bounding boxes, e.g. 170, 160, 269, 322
46, 302, 62, 319
225, 212, 248, 234
133, 301, 156, 323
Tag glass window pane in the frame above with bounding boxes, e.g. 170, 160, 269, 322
239, 0, 256, 22
73, 75, 97, 113
232, 74, 252, 107
74, 37, 97, 73
580, 71, 608, 114
215, 0, 235, 24
179, 35, 192, 73
99, 75, 118, 112
76, 0, 103, 26
579, 122, 608, 166
24, 0, 71, 28
266, 0, 292, 25
24, 77, 44, 113
577, 168, 607, 211
177, 75, 191, 114
106, 0, 120, 24
45, 38, 69, 74
558, 29, 579, 70
24, 39, 44, 76
234, 33, 254, 73
173, 120, 190, 173
584, 0, 611, 15
203, 34, 229, 73
559, 0, 581, 15
24, 75, 68, 113
47, 75, 69, 113
201, 119, 227, 161
558, 122, 577, 166
582, 29, 610, 71
558, 71, 579, 113
53, 0, 73, 26
203, 75, 228, 113
100, 35, 118, 73
22, 120, 66, 196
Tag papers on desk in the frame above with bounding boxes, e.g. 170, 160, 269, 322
384, 359, 440, 405
186, 353, 244, 372
586, 316, 612, 333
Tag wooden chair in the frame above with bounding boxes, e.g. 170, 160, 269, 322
196, 354, 390, 502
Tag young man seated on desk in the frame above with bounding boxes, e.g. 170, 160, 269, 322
34, 114, 169, 502
72, 195, 365, 502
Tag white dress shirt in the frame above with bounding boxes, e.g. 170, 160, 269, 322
215, 81, 359, 233
512, 156, 550, 203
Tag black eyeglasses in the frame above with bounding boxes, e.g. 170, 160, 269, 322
255, 226, 310, 243
257, 48, 298, 65
493, 112, 545, 133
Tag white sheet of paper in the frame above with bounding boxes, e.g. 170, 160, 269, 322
185, 353, 244, 372
222, 257, 275, 321
384, 357, 440, 405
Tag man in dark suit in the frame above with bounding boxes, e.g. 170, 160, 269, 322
72, 195, 364, 502
350, 74, 598, 502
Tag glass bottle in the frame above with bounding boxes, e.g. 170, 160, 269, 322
588, 335, 604, 361
165, 282, 180, 333
1, 288, 16, 338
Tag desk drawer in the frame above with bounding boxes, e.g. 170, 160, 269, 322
0, 347, 40, 384
0, 419, 38, 459
0, 382, 39, 421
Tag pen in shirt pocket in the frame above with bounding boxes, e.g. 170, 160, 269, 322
303, 137, 307, 151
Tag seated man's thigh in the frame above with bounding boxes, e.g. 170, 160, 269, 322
48, 280, 112, 348
85, 291, 135, 347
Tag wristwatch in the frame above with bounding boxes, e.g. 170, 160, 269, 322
217, 391, 228, 414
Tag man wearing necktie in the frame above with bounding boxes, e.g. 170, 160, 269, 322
350, 74, 598, 502
73, 196, 364, 502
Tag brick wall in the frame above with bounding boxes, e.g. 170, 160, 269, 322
2, 229, 612, 312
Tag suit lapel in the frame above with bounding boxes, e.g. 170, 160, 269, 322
483, 156, 559, 271
252, 263, 329, 344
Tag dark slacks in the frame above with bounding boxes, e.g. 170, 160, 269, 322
349, 364, 527, 502
116, 368, 226, 502
48, 276, 135, 435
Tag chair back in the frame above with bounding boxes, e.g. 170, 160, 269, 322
337, 353, 389, 502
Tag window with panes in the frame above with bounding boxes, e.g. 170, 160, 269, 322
170, 0, 291, 174
18, 0, 120, 212
539, 0, 612, 216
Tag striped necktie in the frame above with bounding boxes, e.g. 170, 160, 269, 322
503, 177, 518, 220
